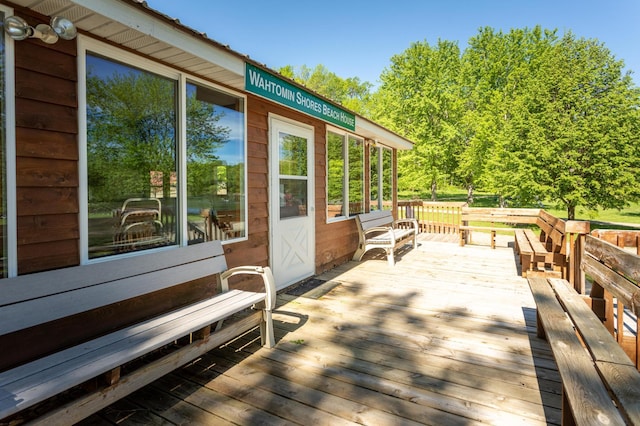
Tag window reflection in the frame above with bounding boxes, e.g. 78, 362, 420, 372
186, 82, 245, 242
348, 136, 364, 215
279, 132, 307, 219
86, 54, 178, 258
327, 132, 344, 218
383, 148, 393, 210
370, 146, 380, 211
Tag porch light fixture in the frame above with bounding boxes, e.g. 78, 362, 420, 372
3, 15, 77, 44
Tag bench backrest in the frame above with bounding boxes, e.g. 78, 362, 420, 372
0, 241, 228, 371
590, 229, 640, 255
460, 207, 540, 224
582, 235, 640, 369
355, 210, 394, 233
536, 210, 566, 254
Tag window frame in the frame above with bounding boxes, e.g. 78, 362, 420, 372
325, 127, 365, 223
1, 4, 17, 277
78, 37, 248, 264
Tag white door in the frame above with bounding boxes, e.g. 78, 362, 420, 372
269, 117, 315, 290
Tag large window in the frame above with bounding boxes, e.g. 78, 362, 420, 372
186, 82, 246, 240
382, 148, 393, 209
83, 46, 246, 260
371, 147, 393, 211
327, 130, 364, 219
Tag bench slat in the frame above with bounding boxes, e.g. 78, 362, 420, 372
0, 256, 228, 336
0, 289, 245, 385
524, 229, 548, 254
0, 289, 264, 419
528, 277, 626, 426
0, 241, 225, 307
548, 278, 635, 366
514, 229, 533, 255
595, 361, 640, 425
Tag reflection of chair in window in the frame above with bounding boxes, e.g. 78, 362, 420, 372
203, 209, 243, 240
113, 198, 167, 251
187, 221, 206, 245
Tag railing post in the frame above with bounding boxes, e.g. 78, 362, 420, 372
565, 220, 590, 293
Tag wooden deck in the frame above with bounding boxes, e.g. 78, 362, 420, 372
81, 233, 561, 425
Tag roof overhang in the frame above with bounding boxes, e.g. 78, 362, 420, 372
8, 0, 414, 150
355, 117, 413, 151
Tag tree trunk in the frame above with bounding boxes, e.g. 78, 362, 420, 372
466, 184, 474, 204
567, 204, 576, 220
498, 195, 507, 208
430, 180, 437, 201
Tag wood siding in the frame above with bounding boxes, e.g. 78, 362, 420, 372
234, 95, 360, 289
14, 11, 80, 274
8, 15, 375, 282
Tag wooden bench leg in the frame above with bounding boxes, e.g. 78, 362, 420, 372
386, 248, 395, 267
491, 230, 496, 249
352, 245, 366, 261
536, 310, 546, 340
521, 255, 532, 277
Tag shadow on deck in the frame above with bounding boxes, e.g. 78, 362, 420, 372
83, 233, 561, 426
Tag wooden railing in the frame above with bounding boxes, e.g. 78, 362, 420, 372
397, 201, 465, 234
590, 229, 640, 255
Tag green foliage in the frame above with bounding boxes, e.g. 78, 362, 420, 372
373, 40, 464, 200
375, 27, 640, 218
278, 64, 373, 115
278, 28, 640, 221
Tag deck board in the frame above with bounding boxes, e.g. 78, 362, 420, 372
83, 233, 562, 425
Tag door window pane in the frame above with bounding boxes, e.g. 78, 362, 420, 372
280, 178, 307, 219
279, 132, 307, 176
86, 54, 178, 258
279, 131, 308, 219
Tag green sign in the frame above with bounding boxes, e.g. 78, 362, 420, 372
245, 63, 356, 131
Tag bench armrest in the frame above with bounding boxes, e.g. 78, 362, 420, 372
220, 266, 277, 310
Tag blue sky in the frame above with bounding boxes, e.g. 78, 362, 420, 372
146, 0, 640, 88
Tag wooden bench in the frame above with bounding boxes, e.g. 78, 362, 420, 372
590, 229, 640, 255
0, 241, 276, 424
514, 211, 566, 277
528, 235, 640, 425
352, 210, 418, 266
514, 211, 590, 279
459, 207, 540, 249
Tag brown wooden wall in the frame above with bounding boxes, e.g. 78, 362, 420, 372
228, 94, 360, 285
14, 10, 79, 274
7, 9, 367, 281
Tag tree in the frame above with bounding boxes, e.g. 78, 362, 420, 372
517, 32, 640, 218
279, 64, 373, 116
457, 26, 557, 205
373, 40, 463, 200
